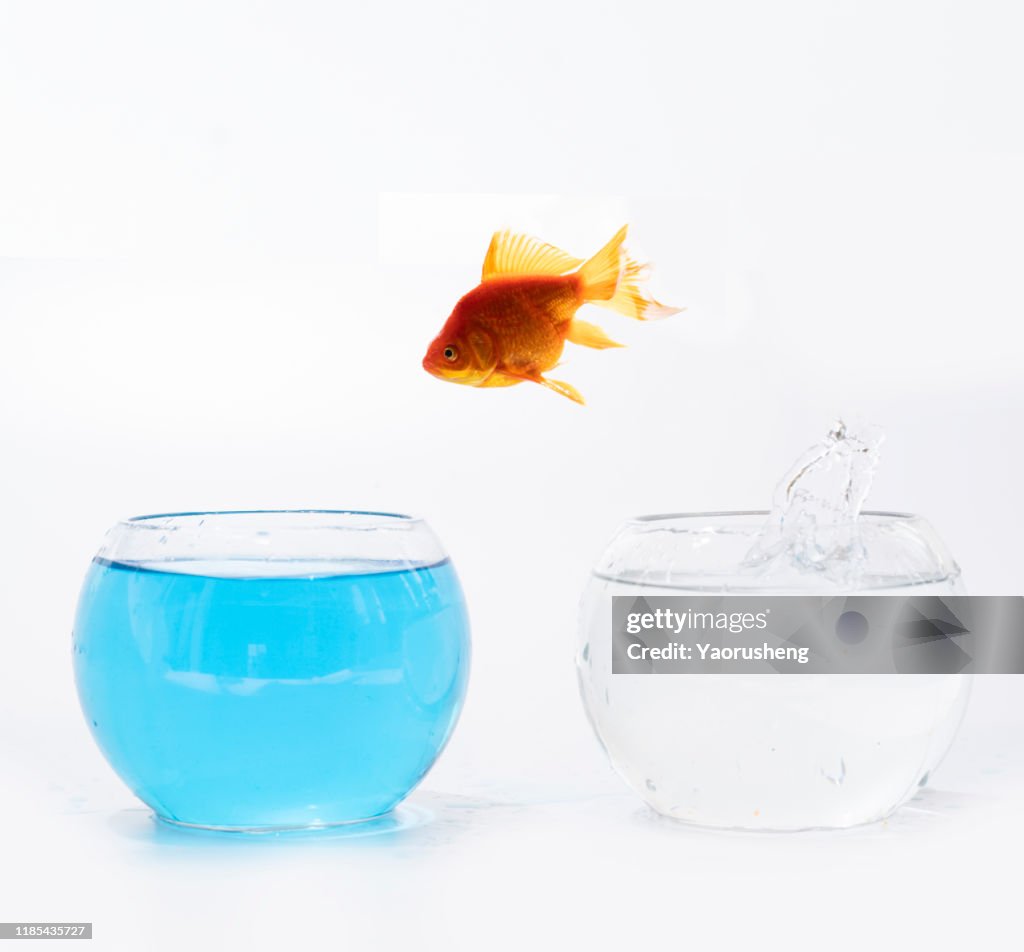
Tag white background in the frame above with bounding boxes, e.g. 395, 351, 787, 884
2, 1, 1023, 949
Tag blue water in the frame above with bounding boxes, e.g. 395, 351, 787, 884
73, 558, 470, 830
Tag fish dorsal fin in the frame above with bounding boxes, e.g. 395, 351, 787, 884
481, 230, 583, 281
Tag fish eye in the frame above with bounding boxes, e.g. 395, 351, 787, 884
443, 346, 457, 361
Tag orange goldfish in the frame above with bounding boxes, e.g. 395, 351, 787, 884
421, 226, 681, 404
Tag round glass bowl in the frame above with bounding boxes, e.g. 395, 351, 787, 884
73, 511, 471, 832
577, 511, 969, 831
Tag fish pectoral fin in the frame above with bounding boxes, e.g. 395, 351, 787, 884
502, 369, 585, 405
481, 230, 583, 281
541, 377, 585, 404
565, 319, 623, 350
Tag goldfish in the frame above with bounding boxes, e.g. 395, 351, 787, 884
421, 226, 681, 404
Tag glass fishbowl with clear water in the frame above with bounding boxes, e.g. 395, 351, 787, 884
73, 510, 470, 833
576, 426, 971, 831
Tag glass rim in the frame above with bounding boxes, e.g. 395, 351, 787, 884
98, 509, 444, 576
598, 509, 960, 591
119, 509, 423, 529
627, 509, 922, 528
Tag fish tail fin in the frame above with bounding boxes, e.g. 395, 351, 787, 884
578, 225, 628, 303
578, 225, 684, 321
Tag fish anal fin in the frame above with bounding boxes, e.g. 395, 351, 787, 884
566, 319, 623, 350
482, 230, 583, 281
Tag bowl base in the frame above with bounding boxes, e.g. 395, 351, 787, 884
642, 801, 903, 834
154, 809, 404, 837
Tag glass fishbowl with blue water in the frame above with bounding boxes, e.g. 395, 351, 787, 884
73, 510, 470, 833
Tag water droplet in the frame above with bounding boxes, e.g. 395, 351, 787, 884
918, 771, 930, 787
581, 643, 590, 662
645, 779, 657, 792
820, 757, 847, 786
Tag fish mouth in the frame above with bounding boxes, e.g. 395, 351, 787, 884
422, 358, 478, 385
422, 346, 486, 384
422, 353, 445, 378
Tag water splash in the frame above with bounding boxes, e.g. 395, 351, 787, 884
744, 420, 884, 584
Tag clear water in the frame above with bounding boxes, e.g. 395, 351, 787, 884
73, 557, 470, 831
577, 423, 970, 830
579, 573, 969, 831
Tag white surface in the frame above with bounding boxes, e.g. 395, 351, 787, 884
4, 680, 1024, 950
2, 0, 1024, 948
